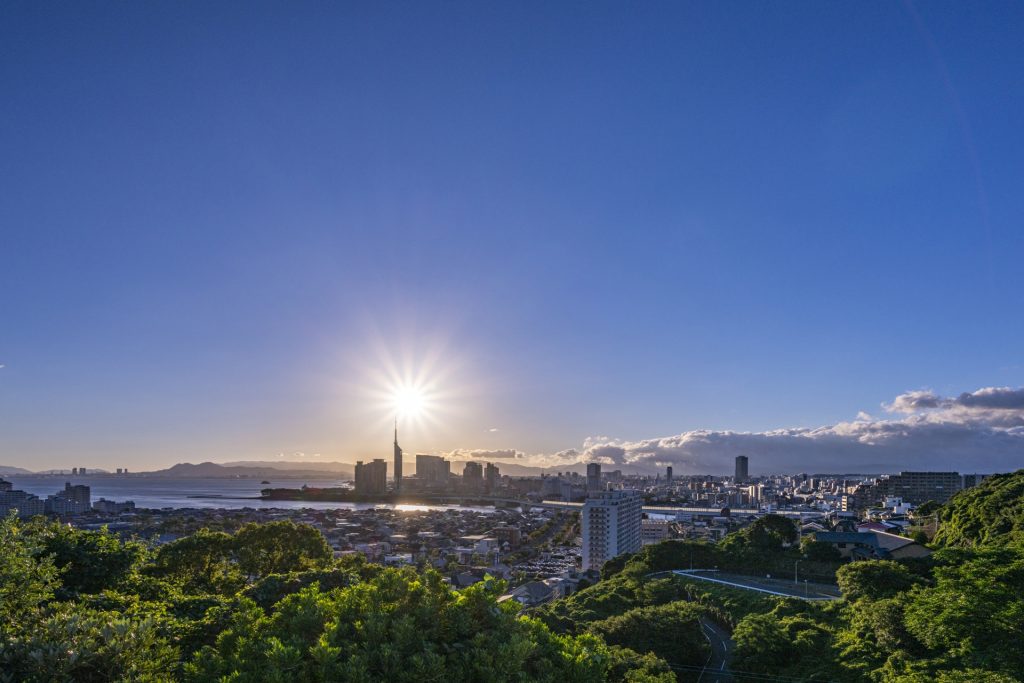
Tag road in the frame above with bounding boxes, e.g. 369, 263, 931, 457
697, 617, 734, 683
673, 570, 841, 601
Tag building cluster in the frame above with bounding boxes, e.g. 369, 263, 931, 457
352, 427, 503, 497
0, 479, 135, 518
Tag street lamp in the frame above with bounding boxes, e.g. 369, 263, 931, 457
794, 558, 802, 585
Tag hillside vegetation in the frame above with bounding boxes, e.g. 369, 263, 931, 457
933, 469, 1024, 547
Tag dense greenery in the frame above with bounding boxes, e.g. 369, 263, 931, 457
540, 501, 1024, 683
0, 514, 679, 682
934, 469, 1024, 547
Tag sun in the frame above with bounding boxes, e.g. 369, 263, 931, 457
394, 386, 426, 418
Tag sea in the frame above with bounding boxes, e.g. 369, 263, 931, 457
2, 475, 495, 513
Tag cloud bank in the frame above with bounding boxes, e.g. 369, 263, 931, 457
459, 387, 1024, 475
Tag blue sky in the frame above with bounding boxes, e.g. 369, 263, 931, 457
2, 2, 1023, 473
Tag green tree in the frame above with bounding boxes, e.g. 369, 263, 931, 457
150, 528, 243, 594
588, 601, 709, 669
232, 520, 333, 580
30, 520, 146, 595
836, 560, 920, 601
0, 513, 58, 636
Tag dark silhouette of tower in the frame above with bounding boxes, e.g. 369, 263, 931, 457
393, 420, 403, 491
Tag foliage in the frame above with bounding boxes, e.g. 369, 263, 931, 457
836, 560, 921, 601
0, 513, 58, 634
0, 518, 672, 682
29, 519, 147, 595
934, 470, 1024, 547
588, 601, 709, 670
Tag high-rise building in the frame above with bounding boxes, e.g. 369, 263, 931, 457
354, 459, 388, 495
416, 454, 450, 486
666, 466, 673, 483
735, 455, 749, 484
586, 463, 602, 493
582, 489, 642, 571
484, 462, 500, 493
463, 461, 483, 491
393, 422, 403, 491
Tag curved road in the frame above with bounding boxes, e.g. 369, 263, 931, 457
697, 617, 734, 683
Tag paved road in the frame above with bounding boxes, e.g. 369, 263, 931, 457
698, 617, 734, 683
674, 570, 841, 601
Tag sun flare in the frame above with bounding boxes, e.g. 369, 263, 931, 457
394, 386, 426, 418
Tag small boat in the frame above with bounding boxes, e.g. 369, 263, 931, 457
261, 480, 271, 484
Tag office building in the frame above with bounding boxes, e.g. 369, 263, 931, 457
666, 466, 673, 483
586, 463, 602, 493
416, 454, 450, 486
735, 455, 749, 484
582, 489, 642, 571
484, 462, 500, 493
393, 422, 403, 491
355, 459, 388, 495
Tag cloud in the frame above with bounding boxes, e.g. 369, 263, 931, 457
503, 386, 1024, 475
444, 448, 522, 460
488, 428, 500, 432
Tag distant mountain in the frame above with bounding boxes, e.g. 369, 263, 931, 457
149, 461, 353, 479
223, 460, 354, 473
0, 465, 34, 475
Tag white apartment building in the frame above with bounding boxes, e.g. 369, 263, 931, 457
582, 489, 642, 570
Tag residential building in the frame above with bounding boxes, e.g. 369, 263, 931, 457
874, 471, 962, 504
463, 461, 483, 491
586, 463, 602, 493
814, 530, 932, 560
354, 459, 388, 494
416, 454, 450, 486
484, 462, 500, 493
45, 482, 91, 515
641, 518, 671, 545
582, 489, 642, 571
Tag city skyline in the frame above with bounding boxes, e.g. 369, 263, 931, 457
2, 3, 1023, 473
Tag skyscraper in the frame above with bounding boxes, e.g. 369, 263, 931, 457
582, 489, 642, 571
735, 455, 749, 484
666, 466, 673, 483
393, 421, 403, 491
586, 462, 602, 493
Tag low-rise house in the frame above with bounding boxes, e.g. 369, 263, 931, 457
814, 530, 931, 560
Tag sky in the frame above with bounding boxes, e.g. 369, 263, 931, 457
1, 2, 1023, 474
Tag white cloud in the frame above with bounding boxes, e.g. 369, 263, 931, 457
495, 386, 1024, 475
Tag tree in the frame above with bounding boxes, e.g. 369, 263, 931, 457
31, 520, 146, 595
0, 513, 58, 635
232, 521, 332, 580
800, 537, 842, 562
150, 529, 243, 594
836, 560, 920, 601
588, 601, 709, 669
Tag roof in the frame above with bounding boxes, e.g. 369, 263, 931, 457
815, 530, 923, 559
